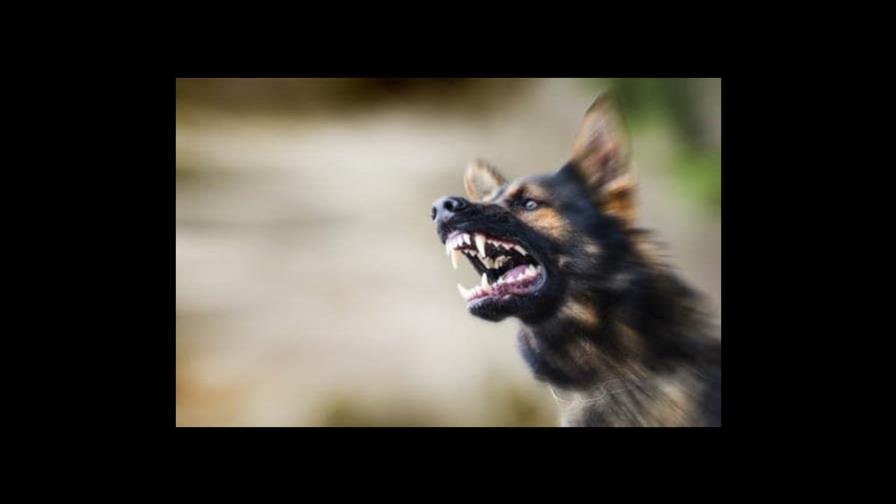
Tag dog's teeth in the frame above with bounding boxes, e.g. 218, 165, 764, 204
457, 283, 473, 300
514, 245, 527, 256
475, 234, 487, 256
481, 273, 489, 288
463, 234, 471, 245
482, 257, 494, 269
451, 249, 461, 270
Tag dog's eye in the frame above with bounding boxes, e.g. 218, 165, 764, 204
524, 199, 539, 211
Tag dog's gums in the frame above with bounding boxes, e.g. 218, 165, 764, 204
443, 230, 546, 304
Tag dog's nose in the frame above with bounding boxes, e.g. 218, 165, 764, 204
431, 196, 469, 222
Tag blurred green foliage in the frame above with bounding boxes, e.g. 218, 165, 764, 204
673, 150, 721, 208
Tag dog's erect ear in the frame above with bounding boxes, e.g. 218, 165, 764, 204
564, 94, 636, 225
464, 159, 506, 201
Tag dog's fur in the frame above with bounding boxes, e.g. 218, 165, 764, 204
432, 95, 721, 426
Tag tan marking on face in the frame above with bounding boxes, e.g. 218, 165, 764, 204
522, 183, 550, 201
519, 206, 572, 241
503, 183, 523, 203
561, 298, 600, 327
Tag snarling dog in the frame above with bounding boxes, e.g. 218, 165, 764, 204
431, 95, 721, 427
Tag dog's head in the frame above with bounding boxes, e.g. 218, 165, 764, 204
432, 95, 639, 324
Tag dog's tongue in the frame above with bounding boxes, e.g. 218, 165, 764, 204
501, 264, 530, 281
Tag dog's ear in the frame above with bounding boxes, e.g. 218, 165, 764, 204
464, 159, 506, 201
563, 94, 636, 225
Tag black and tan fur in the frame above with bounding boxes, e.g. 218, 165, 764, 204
432, 95, 721, 427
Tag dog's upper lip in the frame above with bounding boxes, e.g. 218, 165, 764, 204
444, 229, 530, 258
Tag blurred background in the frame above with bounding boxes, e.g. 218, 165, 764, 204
175, 78, 721, 427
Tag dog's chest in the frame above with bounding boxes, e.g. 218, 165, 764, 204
553, 369, 714, 427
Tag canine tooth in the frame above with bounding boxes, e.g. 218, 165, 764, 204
451, 249, 461, 270
457, 283, 472, 299
514, 245, 527, 256
475, 234, 487, 256
463, 234, 471, 245
481, 273, 489, 288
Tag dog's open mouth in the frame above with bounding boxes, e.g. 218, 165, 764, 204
444, 230, 546, 304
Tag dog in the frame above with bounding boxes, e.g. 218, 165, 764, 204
431, 95, 721, 427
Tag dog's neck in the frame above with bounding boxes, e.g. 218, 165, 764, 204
516, 265, 720, 426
